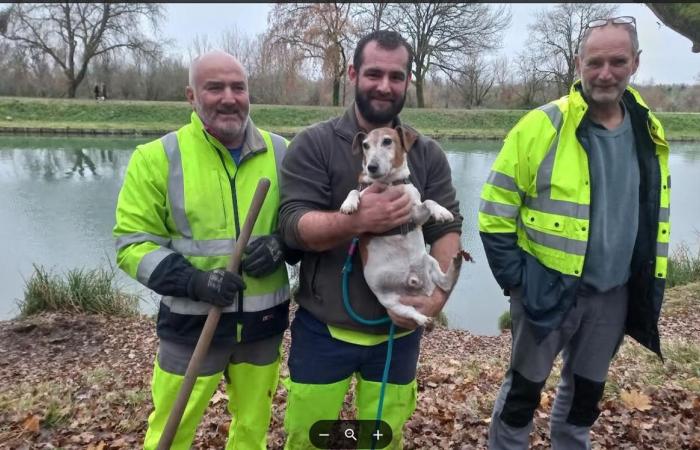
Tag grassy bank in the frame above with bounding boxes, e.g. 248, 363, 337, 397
19, 264, 140, 318
1, 96, 699, 140
667, 243, 700, 288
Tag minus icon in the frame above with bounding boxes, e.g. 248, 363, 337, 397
318, 433, 330, 437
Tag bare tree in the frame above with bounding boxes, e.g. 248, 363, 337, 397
219, 27, 260, 76
380, 3, 510, 108
350, 3, 398, 36
0, 3, 164, 98
268, 3, 356, 106
490, 55, 518, 108
141, 55, 188, 101
187, 34, 214, 62
524, 3, 618, 97
252, 31, 310, 105
515, 51, 551, 108
457, 52, 497, 108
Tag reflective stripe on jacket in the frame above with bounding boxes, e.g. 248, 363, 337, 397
478, 82, 670, 355
114, 112, 290, 344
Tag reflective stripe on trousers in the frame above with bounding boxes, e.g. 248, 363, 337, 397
143, 334, 283, 450
283, 377, 416, 450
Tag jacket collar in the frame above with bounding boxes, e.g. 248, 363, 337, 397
333, 104, 402, 143
568, 80, 667, 150
189, 111, 266, 158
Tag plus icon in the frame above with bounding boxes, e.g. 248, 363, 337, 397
373, 429, 383, 440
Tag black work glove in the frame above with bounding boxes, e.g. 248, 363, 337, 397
242, 234, 284, 278
187, 269, 246, 307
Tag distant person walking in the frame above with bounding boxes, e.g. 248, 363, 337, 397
94, 84, 100, 101
478, 16, 671, 449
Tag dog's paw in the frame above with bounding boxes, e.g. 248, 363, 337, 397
339, 200, 358, 214
339, 191, 360, 215
424, 200, 454, 223
432, 208, 454, 223
413, 313, 430, 327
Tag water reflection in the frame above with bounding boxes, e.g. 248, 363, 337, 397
65, 149, 98, 178
0, 135, 698, 336
0, 136, 149, 321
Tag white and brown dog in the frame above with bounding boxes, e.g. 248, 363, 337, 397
340, 126, 462, 326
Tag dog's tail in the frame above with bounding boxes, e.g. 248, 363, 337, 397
433, 252, 462, 292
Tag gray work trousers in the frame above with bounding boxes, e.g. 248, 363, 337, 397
488, 285, 628, 450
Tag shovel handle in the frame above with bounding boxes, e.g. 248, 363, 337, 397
157, 177, 271, 450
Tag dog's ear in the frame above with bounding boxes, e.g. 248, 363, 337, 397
396, 126, 418, 152
352, 132, 366, 155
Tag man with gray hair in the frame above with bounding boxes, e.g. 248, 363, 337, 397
114, 50, 297, 449
478, 16, 670, 449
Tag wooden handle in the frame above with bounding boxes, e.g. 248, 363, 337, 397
157, 177, 271, 450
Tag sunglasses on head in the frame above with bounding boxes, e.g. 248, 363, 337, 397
586, 16, 636, 29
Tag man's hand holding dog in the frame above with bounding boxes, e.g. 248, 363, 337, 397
351, 183, 413, 235
388, 289, 449, 330
389, 232, 461, 329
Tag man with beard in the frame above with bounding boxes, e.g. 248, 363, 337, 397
278, 30, 462, 449
114, 50, 297, 449
479, 17, 670, 449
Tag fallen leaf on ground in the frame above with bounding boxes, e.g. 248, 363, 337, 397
210, 390, 228, 405
620, 389, 652, 411
22, 414, 40, 432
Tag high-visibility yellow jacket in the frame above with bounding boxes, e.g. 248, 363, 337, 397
114, 112, 290, 344
478, 82, 670, 356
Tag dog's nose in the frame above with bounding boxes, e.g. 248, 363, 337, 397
367, 163, 379, 173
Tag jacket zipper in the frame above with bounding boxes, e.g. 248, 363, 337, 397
217, 146, 266, 316
206, 130, 268, 318
211, 139, 243, 314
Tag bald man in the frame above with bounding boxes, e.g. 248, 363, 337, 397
114, 50, 297, 449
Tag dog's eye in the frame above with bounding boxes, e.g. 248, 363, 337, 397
362, 142, 369, 150
382, 138, 392, 146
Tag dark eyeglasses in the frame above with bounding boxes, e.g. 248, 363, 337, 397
586, 16, 636, 29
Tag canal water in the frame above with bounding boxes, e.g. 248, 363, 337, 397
1, 135, 698, 335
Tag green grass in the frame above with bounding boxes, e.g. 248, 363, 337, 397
83, 367, 111, 386
667, 242, 700, 288
2, 96, 699, 140
434, 311, 449, 327
616, 338, 700, 391
497, 310, 512, 332
0, 380, 73, 428
19, 264, 141, 317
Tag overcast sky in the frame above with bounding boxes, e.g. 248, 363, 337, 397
162, 2, 700, 85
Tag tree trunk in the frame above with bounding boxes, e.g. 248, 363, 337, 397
332, 77, 340, 107
67, 80, 78, 98
341, 71, 346, 106
415, 77, 424, 108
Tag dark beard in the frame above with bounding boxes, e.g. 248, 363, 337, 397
355, 86, 406, 126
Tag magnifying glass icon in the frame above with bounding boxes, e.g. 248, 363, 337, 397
344, 428, 357, 441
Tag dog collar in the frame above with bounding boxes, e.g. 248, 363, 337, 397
357, 178, 410, 190
375, 220, 417, 236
